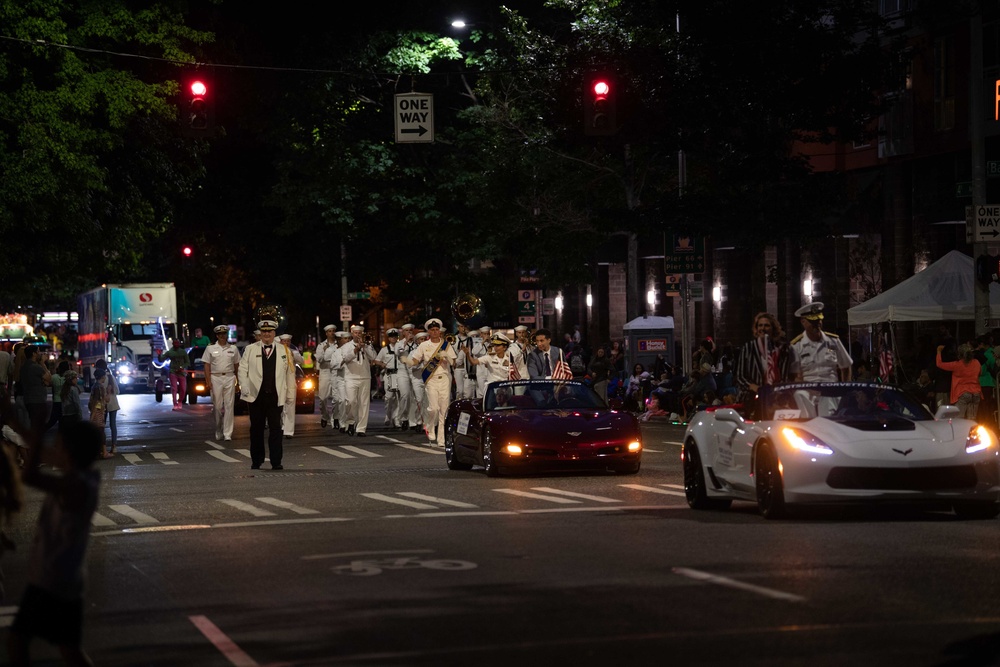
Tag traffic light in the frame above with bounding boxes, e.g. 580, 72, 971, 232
976, 254, 999, 286
182, 245, 193, 257
182, 78, 212, 135
583, 72, 617, 136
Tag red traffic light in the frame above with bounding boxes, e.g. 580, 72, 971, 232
584, 73, 617, 136
190, 80, 207, 97
182, 246, 193, 257
593, 80, 610, 97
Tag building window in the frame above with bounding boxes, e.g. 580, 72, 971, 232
933, 36, 955, 131
878, 0, 913, 17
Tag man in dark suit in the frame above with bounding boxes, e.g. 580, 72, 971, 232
527, 328, 565, 379
237, 319, 296, 470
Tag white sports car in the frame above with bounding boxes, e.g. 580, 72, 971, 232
682, 382, 1000, 519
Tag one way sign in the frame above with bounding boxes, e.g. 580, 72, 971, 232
394, 93, 434, 144
975, 204, 1000, 242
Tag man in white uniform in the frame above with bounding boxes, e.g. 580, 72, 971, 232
452, 322, 476, 400
202, 324, 241, 441
332, 331, 350, 432
403, 318, 457, 446
472, 325, 491, 398
278, 333, 303, 437
316, 324, 338, 428
394, 324, 416, 431
375, 328, 402, 427
790, 302, 852, 383
338, 325, 376, 436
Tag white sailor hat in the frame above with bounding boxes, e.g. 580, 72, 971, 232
479, 325, 491, 333
278, 333, 293, 341
401, 323, 415, 330
350, 325, 364, 333
424, 318, 443, 330
253, 329, 261, 336
491, 333, 512, 346
794, 302, 824, 320
258, 319, 278, 331
386, 328, 399, 336
415, 331, 428, 340
213, 324, 228, 334
323, 324, 336, 332
513, 325, 528, 332
335, 331, 350, 339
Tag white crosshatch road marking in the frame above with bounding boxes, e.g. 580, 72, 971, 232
619, 484, 686, 497
314, 446, 354, 459
361, 493, 438, 510
218, 499, 276, 517
123, 453, 143, 465
207, 450, 241, 463
151, 452, 179, 465
529, 487, 622, 503
493, 489, 580, 504
340, 445, 382, 458
91, 512, 116, 527
255, 497, 320, 515
108, 504, 159, 524
396, 492, 477, 508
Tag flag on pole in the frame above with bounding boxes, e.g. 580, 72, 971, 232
552, 349, 573, 380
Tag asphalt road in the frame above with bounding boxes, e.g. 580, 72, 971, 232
3, 393, 999, 666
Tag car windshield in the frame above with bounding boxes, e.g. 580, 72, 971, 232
188, 346, 206, 369
484, 380, 603, 411
762, 382, 933, 422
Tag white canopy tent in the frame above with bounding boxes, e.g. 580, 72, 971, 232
847, 250, 1000, 325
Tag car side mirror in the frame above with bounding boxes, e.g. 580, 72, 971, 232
934, 404, 961, 420
714, 408, 744, 424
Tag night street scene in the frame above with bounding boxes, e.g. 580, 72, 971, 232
1, 1, 999, 665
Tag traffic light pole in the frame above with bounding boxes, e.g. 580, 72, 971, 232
972, 11, 990, 336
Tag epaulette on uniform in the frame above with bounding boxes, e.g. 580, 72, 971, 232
790, 333, 804, 344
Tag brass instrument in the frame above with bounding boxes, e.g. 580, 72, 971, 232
253, 303, 288, 332
445, 333, 456, 345
451, 293, 482, 325
363, 332, 374, 346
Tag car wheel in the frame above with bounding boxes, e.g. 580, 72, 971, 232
953, 501, 1000, 520
755, 442, 787, 519
483, 428, 502, 478
445, 420, 473, 471
683, 439, 731, 510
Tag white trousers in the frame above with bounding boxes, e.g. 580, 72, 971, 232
454, 367, 476, 400
282, 395, 296, 436
318, 369, 336, 421
423, 373, 451, 445
409, 372, 426, 425
345, 375, 371, 432
396, 369, 412, 425
332, 375, 346, 423
209, 374, 236, 440
383, 371, 400, 425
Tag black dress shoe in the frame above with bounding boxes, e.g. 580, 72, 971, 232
347, 424, 356, 436
285, 434, 293, 439
412, 424, 422, 433
272, 464, 283, 470
357, 432, 366, 437
321, 419, 328, 428
400, 420, 409, 431
333, 420, 340, 429
251, 464, 261, 470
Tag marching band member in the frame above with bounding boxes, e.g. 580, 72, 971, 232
452, 322, 476, 400
238, 319, 295, 470
402, 318, 457, 446
277, 333, 302, 438
202, 324, 240, 441
316, 324, 338, 428
375, 328, 402, 427
394, 324, 416, 431
337, 325, 376, 436
472, 325, 491, 399
408, 331, 429, 431
332, 331, 350, 432
513, 325, 533, 364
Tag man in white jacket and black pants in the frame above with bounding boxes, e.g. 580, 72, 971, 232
238, 319, 296, 470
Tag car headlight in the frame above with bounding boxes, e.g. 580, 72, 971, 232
966, 425, 995, 454
780, 427, 834, 456
301, 379, 314, 391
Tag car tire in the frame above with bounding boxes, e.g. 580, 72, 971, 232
482, 427, 502, 477
755, 442, 787, 519
953, 501, 1000, 520
683, 439, 731, 510
445, 420, 473, 471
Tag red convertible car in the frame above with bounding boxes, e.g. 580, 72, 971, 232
444, 379, 643, 476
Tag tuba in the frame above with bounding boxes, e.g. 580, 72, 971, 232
451, 294, 483, 325
254, 303, 288, 334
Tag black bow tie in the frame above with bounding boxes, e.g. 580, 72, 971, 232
264, 345, 272, 350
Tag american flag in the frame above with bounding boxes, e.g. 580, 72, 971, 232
878, 348, 893, 381
552, 352, 574, 380
508, 352, 521, 380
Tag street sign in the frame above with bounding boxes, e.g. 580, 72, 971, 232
957, 181, 973, 198
394, 93, 434, 144
518, 316, 536, 324
664, 235, 705, 273
542, 298, 555, 316
518, 290, 536, 302
974, 204, 1000, 242
347, 291, 371, 299
339, 305, 352, 321
988, 161, 1000, 177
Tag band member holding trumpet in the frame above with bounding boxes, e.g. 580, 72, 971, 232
464, 333, 526, 385
374, 328, 402, 427
401, 318, 456, 446
337, 324, 377, 436
394, 324, 416, 431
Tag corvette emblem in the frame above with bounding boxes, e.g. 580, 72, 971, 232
892, 448, 913, 456
567, 432, 582, 437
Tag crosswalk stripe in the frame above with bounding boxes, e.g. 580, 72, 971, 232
204, 440, 225, 450
493, 489, 581, 504
218, 499, 276, 517
151, 452, 180, 465
207, 450, 241, 463
123, 453, 143, 465
530, 487, 622, 503
108, 504, 159, 524
313, 446, 355, 459
169, 427, 184, 433
619, 484, 687, 497
396, 492, 477, 508
234, 449, 268, 462
340, 445, 382, 458
389, 442, 442, 455
255, 497, 320, 515
661, 484, 685, 490
361, 493, 438, 510
91, 512, 116, 527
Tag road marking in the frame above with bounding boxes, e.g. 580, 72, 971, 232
169, 427, 184, 433
91, 512, 116, 527
123, 453, 143, 465
189, 614, 261, 667
204, 440, 225, 450
390, 442, 443, 455
314, 446, 355, 459
207, 450, 241, 463
672, 567, 807, 602
619, 484, 686, 497
212, 517, 351, 529
303, 549, 435, 561
661, 484, 685, 490
151, 452, 180, 465
218, 499, 276, 517
341, 445, 383, 458
493, 489, 581, 504
396, 492, 477, 508
361, 493, 438, 510
376, 436, 403, 443
530, 487, 621, 503
662, 440, 684, 446
644, 448, 663, 453
234, 449, 268, 462
108, 504, 159, 524
255, 497, 319, 515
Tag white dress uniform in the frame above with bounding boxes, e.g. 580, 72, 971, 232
331, 333, 350, 429
337, 331, 376, 435
404, 334, 427, 429
375, 335, 401, 427
471, 329, 490, 398
393, 329, 415, 430
316, 326, 338, 425
201, 335, 241, 441
790, 302, 852, 384
278, 336, 303, 437
474, 351, 512, 385
406, 323, 458, 446
452, 331, 476, 400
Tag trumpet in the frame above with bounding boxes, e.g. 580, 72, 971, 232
363, 333, 374, 346
445, 333, 456, 345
